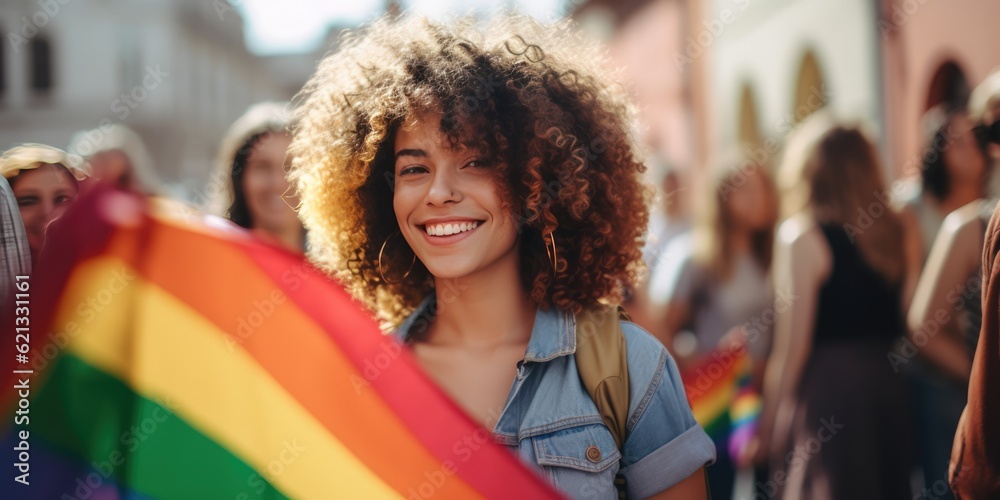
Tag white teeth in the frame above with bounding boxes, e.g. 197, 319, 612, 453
425, 221, 480, 236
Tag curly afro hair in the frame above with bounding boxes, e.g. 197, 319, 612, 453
289, 13, 651, 326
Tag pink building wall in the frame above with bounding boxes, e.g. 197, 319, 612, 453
882, 0, 1000, 178
606, 0, 694, 174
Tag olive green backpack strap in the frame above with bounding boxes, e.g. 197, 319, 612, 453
574, 305, 631, 449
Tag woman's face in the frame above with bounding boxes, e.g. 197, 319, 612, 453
726, 167, 773, 232
89, 149, 134, 190
242, 133, 299, 235
12, 163, 79, 255
944, 114, 986, 183
392, 114, 519, 280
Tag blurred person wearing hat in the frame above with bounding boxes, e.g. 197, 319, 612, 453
1, 144, 90, 264
68, 123, 162, 195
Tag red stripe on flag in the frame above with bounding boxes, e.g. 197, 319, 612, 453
237, 237, 562, 498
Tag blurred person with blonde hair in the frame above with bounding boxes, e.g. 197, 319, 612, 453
212, 101, 304, 252
68, 123, 162, 194
1, 144, 90, 264
646, 152, 778, 500
754, 114, 914, 500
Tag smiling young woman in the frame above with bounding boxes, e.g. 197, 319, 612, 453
289, 14, 714, 499
1, 144, 90, 265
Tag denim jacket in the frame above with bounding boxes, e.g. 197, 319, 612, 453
396, 296, 716, 499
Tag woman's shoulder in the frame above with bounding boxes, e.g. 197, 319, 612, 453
660, 231, 697, 267
777, 211, 821, 245
777, 212, 833, 260
647, 232, 706, 303
941, 198, 989, 237
614, 320, 716, 494
619, 320, 671, 375
621, 321, 682, 410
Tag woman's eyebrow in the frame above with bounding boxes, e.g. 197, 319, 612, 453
394, 148, 428, 161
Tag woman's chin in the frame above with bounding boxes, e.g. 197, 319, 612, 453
423, 261, 477, 282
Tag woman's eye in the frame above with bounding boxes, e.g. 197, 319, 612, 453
246, 161, 277, 174
399, 165, 427, 176
55, 195, 74, 205
465, 159, 492, 169
16, 197, 38, 207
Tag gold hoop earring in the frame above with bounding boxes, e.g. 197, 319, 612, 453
544, 232, 558, 271
378, 231, 416, 284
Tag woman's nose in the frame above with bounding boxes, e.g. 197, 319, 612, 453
39, 200, 57, 220
427, 169, 462, 205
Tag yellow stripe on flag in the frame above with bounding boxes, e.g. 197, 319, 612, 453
691, 382, 735, 427
58, 256, 404, 500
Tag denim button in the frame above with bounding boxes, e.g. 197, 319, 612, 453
586, 445, 601, 463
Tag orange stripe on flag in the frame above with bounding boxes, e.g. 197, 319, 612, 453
98, 221, 483, 498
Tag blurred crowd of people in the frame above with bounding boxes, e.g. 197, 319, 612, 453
0, 101, 305, 282
625, 68, 1000, 499
1, 37, 999, 500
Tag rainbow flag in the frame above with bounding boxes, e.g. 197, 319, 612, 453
727, 373, 761, 461
680, 344, 760, 458
1, 188, 562, 499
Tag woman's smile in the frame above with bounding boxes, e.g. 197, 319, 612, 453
423, 219, 479, 236
418, 218, 485, 246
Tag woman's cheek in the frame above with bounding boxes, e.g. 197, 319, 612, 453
50, 203, 72, 223
243, 171, 264, 209
393, 184, 419, 226
18, 206, 40, 233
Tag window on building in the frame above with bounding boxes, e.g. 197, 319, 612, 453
31, 36, 53, 92
793, 50, 828, 124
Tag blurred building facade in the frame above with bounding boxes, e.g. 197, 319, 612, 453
573, 0, 1000, 195
880, 0, 1000, 178
704, 0, 881, 160
0, 0, 305, 200
574, 0, 699, 179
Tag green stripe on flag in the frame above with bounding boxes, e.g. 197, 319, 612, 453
32, 354, 292, 499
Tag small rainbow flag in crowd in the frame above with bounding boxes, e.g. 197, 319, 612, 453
1, 188, 561, 499
680, 343, 761, 459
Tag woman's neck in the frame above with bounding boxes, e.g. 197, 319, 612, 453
729, 227, 752, 256
428, 246, 536, 350
272, 223, 305, 252
939, 182, 981, 215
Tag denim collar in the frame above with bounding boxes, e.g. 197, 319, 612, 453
395, 295, 577, 362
